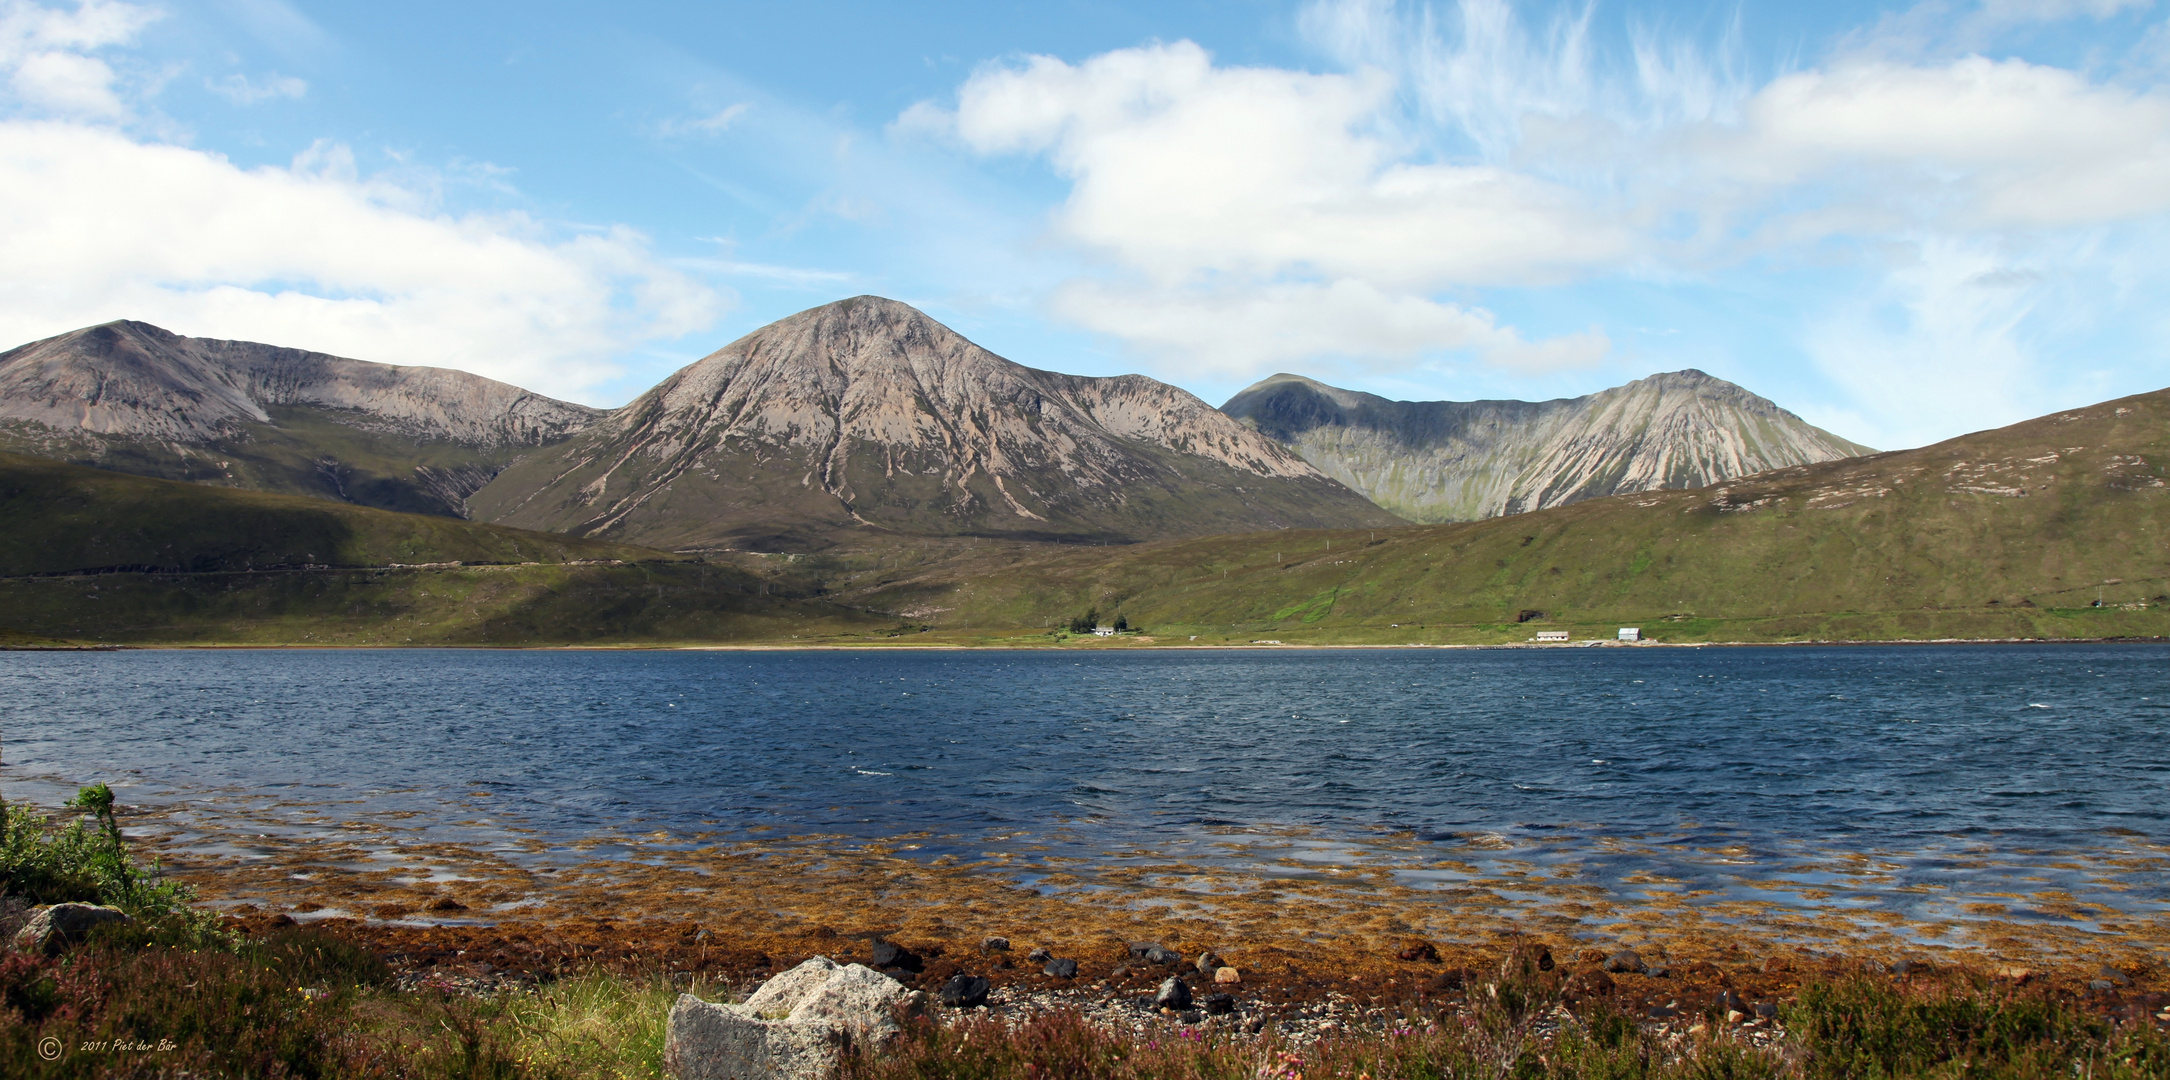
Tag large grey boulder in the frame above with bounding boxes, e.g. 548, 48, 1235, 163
665, 956, 925, 1080
13, 903, 131, 957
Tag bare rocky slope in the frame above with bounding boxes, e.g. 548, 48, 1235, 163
470, 296, 1401, 549
1221, 371, 1872, 523
0, 320, 600, 516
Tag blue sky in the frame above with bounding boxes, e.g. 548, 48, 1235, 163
3, 0, 2168, 449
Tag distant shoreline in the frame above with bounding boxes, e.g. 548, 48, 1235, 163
9, 635, 2166, 652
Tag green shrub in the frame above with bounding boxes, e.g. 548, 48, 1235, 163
0, 785, 203, 923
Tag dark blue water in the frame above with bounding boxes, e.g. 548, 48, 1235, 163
3, 644, 2166, 936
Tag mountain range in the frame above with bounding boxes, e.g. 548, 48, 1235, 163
1221, 371, 1872, 523
0, 299, 1871, 552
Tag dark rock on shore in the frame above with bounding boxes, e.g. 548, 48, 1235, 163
1565, 970, 1615, 997
1425, 970, 1465, 993
1398, 940, 1440, 963
1603, 950, 1646, 974
1028, 947, 1051, 963
870, 939, 922, 973
1196, 950, 1225, 976
939, 974, 990, 1008
1204, 992, 1236, 1015
1155, 976, 1193, 1010
1043, 958, 1078, 979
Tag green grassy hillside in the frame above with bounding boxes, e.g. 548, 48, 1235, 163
835, 385, 2170, 643
0, 449, 664, 576
0, 452, 885, 644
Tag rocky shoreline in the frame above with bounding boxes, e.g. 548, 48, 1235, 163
224, 910, 2170, 1044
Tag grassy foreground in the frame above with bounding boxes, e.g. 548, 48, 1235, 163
0, 930, 2164, 1079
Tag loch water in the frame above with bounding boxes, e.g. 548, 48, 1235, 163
2, 644, 2166, 937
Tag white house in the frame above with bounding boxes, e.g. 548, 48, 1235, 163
1534, 630, 1570, 642
1618, 627, 1641, 642
1093, 625, 1116, 637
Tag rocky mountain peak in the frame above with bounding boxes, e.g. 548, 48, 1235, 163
471, 297, 1398, 548
1222, 370, 1871, 523
0, 320, 601, 447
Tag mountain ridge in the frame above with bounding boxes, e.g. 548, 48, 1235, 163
0, 320, 600, 516
1221, 369, 1873, 523
471, 296, 1402, 549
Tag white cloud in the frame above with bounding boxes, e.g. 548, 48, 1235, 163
207, 71, 306, 104
917, 38, 1621, 382
0, 0, 158, 117
949, 41, 1630, 288
0, 121, 727, 401
1717, 57, 2170, 229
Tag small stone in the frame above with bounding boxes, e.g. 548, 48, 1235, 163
13, 903, 132, 958
1536, 947, 1554, 972
1603, 950, 1646, 975
1754, 1002, 1779, 1019
1043, 958, 1078, 979
1145, 945, 1181, 966
1648, 1005, 1679, 1019
2089, 979, 2117, 993
938, 974, 990, 1008
1397, 940, 1440, 963
1215, 966, 1241, 984
980, 937, 1010, 954
1644, 964, 1671, 980
1154, 976, 1193, 1010
1195, 950, 1225, 976
1110, 964, 1131, 979
1717, 990, 1747, 1014
1204, 992, 1236, 1015
1566, 969, 1615, 996
1726, 1009, 1745, 1024
869, 939, 923, 973
1027, 947, 1052, 963
2098, 966, 2133, 988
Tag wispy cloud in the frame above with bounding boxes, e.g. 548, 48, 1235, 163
656, 102, 750, 138
207, 70, 306, 104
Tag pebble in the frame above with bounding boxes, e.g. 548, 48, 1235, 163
1215, 967, 1242, 985
1028, 947, 1052, 963
1717, 990, 1747, 1014
1204, 992, 1236, 1016
1195, 950, 1225, 976
980, 937, 1010, 954
1604, 950, 1646, 975
1043, 958, 1078, 979
1754, 1002, 1779, 1019
1155, 976, 1193, 1010
1144, 945, 1181, 967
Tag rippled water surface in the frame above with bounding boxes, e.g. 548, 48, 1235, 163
3, 644, 2166, 940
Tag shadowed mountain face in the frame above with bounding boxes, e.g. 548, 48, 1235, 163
470, 296, 1401, 549
0, 320, 600, 516
1221, 371, 1873, 524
